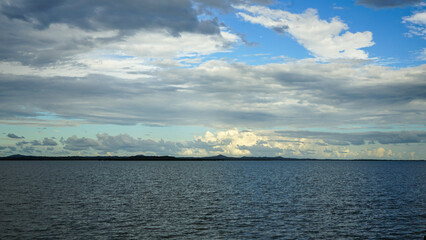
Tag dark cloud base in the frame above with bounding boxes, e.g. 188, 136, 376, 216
0, 0, 271, 65
355, 0, 423, 8
275, 130, 426, 146
7, 133, 24, 139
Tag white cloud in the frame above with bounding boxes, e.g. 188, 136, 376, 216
403, 11, 426, 25
367, 147, 394, 158
196, 129, 260, 156
110, 28, 240, 59
235, 5, 374, 59
419, 48, 426, 60
194, 129, 345, 157
403, 11, 426, 39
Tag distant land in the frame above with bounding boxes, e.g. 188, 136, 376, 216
0, 154, 424, 161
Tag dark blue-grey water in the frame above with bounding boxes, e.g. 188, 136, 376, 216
0, 161, 425, 239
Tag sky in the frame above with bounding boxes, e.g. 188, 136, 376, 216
0, 0, 425, 159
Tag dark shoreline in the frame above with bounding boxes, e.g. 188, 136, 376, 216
0, 155, 424, 161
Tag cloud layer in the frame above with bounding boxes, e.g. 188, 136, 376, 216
355, 0, 423, 8
1, 60, 425, 128
0, 0, 218, 35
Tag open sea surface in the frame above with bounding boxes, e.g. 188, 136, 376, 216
0, 160, 425, 239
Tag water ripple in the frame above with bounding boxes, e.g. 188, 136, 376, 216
0, 160, 425, 239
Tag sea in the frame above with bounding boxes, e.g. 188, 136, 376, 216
0, 160, 425, 239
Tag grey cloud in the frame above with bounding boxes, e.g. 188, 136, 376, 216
272, 26, 289, 34
31, 140, 42, 146
22, 146, 35, 154
193, 0, 273, 14
316, 142, 328, 146
16, 141, 29, 147
7, 133, 24, 139
275, 130, 426, 146
63, 133, 182, 155
0, 15, 105, 65
0, 0, 218, 35
0, 0, 229, 65
299, 149, 316, 156
64, 136, 100, 151
0, 0, 273, 65
1, 145, 19, 153
355, 0, 423, 8
42, 138, 57, 146
236, 32, 258, 47
371, 131, 426, 144
1, 60, 426, 129
186, 139, 224, 153
239, 144, 283, 156
324, 139, 351, 146
16, 139, 56, 147
0, 73, 280, 127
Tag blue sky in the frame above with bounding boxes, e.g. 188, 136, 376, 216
0, 0, 425, 159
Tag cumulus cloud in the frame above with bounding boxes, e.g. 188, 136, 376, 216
363, 147, 395, 158
195, 129, 261, 156
355, 0, 424, 8
42, 138, 57, 146
7, 133, 24, 139
190, 129, 325, 157
235, 5, 375, 59
403, 10, 426, 39
2, 130, 425, 159
63, 134, 181, 155
8, 146, 16, 151
63, 136, 100, 151
25, 130, 316, 157
191, 129, 426, 158
31, 140, 42, 146
16, 138, 57, 147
